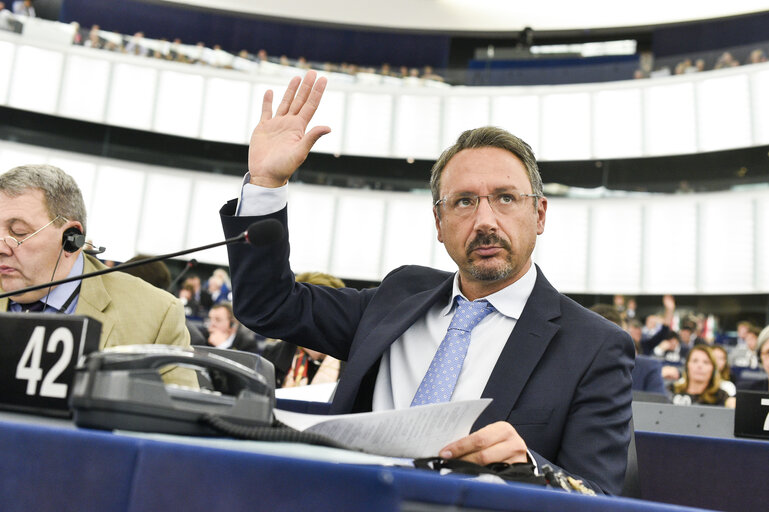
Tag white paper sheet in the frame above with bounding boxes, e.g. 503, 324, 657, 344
274, 398, 492, 458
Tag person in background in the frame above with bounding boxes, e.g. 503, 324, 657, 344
200, 302, 259, 353
737, 326, 769, 392
669, 345, 735, 407
591, 304, 666, 396
710, 345, 736, 397
730, 324, 760, 369
261, 272, 345, 388
11, 0, 34, 17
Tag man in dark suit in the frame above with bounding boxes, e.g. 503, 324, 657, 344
221, 71, 633, 495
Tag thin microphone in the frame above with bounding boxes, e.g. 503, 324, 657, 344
84, 242, 107, 256
166, 258, 198, 293
0, 219, 284, 300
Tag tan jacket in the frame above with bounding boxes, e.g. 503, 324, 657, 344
1, 254, 197, 387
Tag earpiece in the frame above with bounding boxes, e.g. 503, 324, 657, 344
62, 227, 86, 253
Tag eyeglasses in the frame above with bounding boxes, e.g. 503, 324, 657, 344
2, 215, 67, 249
435, 191, 540, 219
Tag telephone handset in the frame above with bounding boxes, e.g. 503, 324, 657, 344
70, 344, 276, 436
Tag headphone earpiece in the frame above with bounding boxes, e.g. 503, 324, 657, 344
62, 227, 86, 253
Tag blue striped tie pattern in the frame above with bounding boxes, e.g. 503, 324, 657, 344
411, 297, 495, 406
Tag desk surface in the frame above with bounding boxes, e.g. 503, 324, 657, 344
0, 411, 710, 512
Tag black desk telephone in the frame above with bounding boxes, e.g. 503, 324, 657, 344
70, 344, 277, 436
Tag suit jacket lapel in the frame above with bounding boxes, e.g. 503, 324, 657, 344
334, 274, 454, 410
474, 267, 561, 430
74, 256, 114, 348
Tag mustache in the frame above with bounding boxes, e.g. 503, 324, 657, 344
466, 232, 511, 256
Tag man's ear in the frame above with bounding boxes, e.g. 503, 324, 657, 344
433, 207, 444, 243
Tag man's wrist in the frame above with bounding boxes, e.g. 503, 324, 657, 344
248, 174, 288, 188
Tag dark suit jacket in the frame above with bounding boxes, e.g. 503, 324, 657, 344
221, 201, 634, 495
632, 355, 666, 395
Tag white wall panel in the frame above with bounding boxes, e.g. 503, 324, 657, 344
287, 186, 337, 272
442, 95, 490, 148
644, 82, 697, 156
154, 70, 205, 138
185, 176, 242, 266
751, 69, 769, 145
592, 88, 643, 158
88, 165, 145, 262
755, 195, 769, 290
533, 199, 589, 293
588, 202, 642, 293
8, 45, 63, 114
200, 77, 251, 143
0, 40, 15, 105
58, 55, 110, 122
393, 94, 442, 159
698, 197, 754, 293
642, 199, 698, 294
106, 63, 157, 130
540, 92, 591, 160
490, 95, 540, 156
696, 75, 752, 152
344, 92, 393, 156
381, 194, 435, 271
136, 172, 192, 255
330, 194, 385, 280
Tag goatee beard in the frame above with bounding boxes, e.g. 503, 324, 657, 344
465, 232, 513, 281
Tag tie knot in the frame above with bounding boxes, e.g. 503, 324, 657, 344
16, 301, 47, 313
448, 297, 494, 332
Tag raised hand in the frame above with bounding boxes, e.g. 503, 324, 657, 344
248, 71, 331, 188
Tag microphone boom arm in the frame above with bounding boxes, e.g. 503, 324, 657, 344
0, 232, 246, 300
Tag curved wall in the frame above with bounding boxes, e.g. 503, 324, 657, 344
2, 27, 768, 165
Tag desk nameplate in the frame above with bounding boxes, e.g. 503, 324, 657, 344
0, 313, 101, 416
734, 390, 769, 440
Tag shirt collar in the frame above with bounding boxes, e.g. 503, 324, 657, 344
442, 263, 538, 320
39, 252, 84, 312
217, 331, 237, 350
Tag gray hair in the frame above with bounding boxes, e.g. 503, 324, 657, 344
429, 126, 543, 206
0, 164, 87, 233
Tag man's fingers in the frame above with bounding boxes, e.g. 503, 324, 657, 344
259, 89, 274, 123
289, 71, 318, 115
275, 76, 301, 117
440, 422, 527, 465
300, 125, 331, 154
456, 439, 527, 466
298, 76, 327, 124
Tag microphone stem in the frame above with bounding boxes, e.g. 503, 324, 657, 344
0, 233, 245, 300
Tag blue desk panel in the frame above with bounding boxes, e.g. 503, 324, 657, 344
0, 415, 712, 512
636, 431, 769, 512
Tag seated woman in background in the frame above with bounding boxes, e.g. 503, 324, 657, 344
669, 345, 735, 408
738, 326, 769, 392
711, 345, 736, 397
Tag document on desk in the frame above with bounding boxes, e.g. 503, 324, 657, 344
273, 398, 492, 458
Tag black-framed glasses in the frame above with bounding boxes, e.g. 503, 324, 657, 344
2, 215, 67, 249
435, 191, 540, 219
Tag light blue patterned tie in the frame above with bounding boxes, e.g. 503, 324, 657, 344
411, 297, 495, 406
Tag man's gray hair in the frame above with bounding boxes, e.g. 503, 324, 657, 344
429, 126, 543, 206
0, 164, 87, 233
